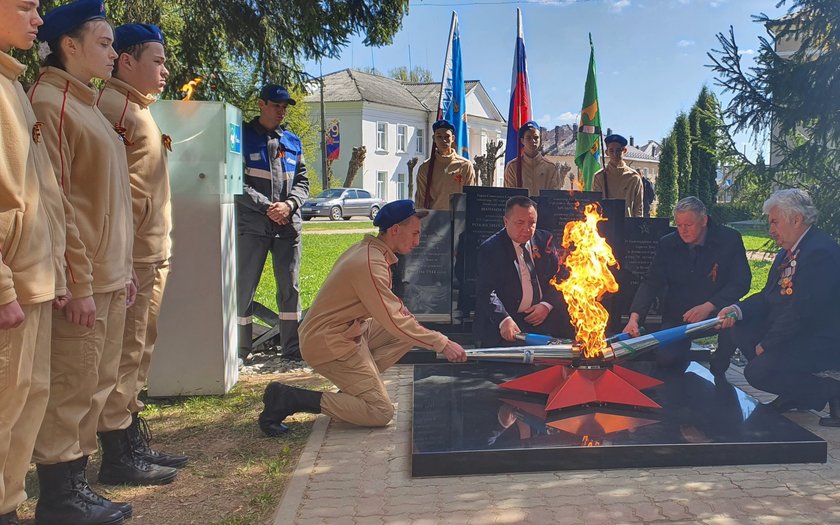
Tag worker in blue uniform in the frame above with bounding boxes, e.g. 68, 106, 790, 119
237, 84, 309, 360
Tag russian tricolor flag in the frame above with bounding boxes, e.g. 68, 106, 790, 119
504, 8, 532, 167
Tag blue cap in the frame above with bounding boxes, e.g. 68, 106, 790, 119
38, 0, 107, 44
518, 120, 540, 140
114, 24, 164, 52
432, 119, 455, 133
373, 200, 429, 231
604, 134, 628, 147
259, 84, 296, 105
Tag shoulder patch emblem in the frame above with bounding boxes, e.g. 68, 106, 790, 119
162, 134, 172, 152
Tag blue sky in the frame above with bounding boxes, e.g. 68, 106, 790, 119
304, 0, 786, 160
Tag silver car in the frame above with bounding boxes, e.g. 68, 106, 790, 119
301, 188, 386, 221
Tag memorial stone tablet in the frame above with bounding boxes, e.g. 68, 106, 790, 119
397, 210, 453, 322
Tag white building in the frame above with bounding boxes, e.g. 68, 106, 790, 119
305, 69, 507, 201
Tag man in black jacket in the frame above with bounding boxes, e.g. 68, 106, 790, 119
717, 189, 840, 426
237, 84, 309, 359
474, 196, 573, 347
623, 196, 751, 369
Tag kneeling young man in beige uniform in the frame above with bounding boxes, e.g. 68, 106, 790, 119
259, 200, 467, 435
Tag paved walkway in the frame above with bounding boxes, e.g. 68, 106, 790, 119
272, 364, 840, 525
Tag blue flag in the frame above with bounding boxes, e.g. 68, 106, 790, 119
437, 12, 469, 158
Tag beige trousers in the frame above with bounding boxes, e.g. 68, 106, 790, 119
0, 302, 51, 514
33, 289, 126, 464
315, 319, 412, 427
100, 260, 169, 430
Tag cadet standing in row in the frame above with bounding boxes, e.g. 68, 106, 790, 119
0, 1, 81, 522
592, 133, 644, 217
503, 120, 564, 195
29, 1, 169, 523
97, 22, 187, 479
414, 119, 475, 211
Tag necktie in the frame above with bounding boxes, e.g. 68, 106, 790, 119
520, 243, 541, 307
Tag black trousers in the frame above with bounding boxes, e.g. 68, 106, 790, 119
237, 233, 301, 357
716, 319, 840, 410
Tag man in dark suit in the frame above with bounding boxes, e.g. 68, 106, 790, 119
623, 196, 751, 369
717, 189, 840, 426
474, 196, 573, 347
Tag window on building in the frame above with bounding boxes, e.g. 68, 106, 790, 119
396, 125, 407, 153
416, 128, 425, 154
376, 122, 388, 152
376, 171, 388, 200
396, 173, 407, 199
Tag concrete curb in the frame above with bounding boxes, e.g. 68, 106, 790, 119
271, 414, 330, 525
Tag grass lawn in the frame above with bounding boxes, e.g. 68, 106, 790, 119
747, 258, 773, 297
302, 219, 374, 231
254, 232, 365, 311
741, 231, 775, 253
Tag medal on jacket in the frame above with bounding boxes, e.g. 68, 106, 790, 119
162, 134, 172, 152
708, 262, 719, 283
32, 121, 44, 144
777, 249, 798, 296
113, 123, 134, 147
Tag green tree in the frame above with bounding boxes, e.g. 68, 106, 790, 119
17, 0, 411, 106
389, 66, 434, 82
656, 131, 679, 218
688, 87, 723, 207
674, 113, 692, 200
708, 0, 840, 238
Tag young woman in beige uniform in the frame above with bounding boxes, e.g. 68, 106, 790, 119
28, 1, 175, 524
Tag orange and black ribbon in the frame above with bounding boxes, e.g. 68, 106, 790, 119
162, 134, 172, 152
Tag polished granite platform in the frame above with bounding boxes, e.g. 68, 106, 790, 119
411, 361, 827, 477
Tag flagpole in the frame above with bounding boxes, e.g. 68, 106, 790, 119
436, 12, 457, 121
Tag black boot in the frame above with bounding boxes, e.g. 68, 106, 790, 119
35, 459, 124, 525
820, 397, 840, 427
128, 412, 189, 468
71, 456, 133, 519
98, 429, 178, 486
258, 382, 322, 437
0, 511, 19, 525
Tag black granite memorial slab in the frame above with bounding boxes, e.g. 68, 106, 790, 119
412, 361, 827, 477
534, 190, 602, 238
615, 218, 673, 330
396, 210, 453, 323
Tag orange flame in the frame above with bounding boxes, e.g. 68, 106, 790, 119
179, 77, 203, 101
550, 203, 618, 359
581, 435, 602, 447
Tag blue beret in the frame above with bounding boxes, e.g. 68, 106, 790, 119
259, 84, 296, 105
38, 0, 107, 44
114, 24, 164, 53
432, 119, 455, 133
604, 134, 628, 147
518, 120, 540, 140
373, 200, 429, 231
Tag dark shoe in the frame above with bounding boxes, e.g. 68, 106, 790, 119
71, 456, 133, 519
258, 382, 322, 437
819, 397, 840, 427
0, 511, 19, 525
128, 412, 189, 468
764, 395, 802, 412
98, 429, 178, 486
35, 459, 125, 525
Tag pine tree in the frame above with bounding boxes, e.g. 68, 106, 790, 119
656, 131, 679, 218
674, 113, 692, 200
16, 0, 411, 106
709, 0, 840, 238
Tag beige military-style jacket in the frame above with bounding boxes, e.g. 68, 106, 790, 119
0, 52, 57, 305
592, 161, 644, 217
98, 77, 172, 264
503, 153, 564, 196
29, 66, 133, 295
414, 151, 475, 211
300, 234, 449, 366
